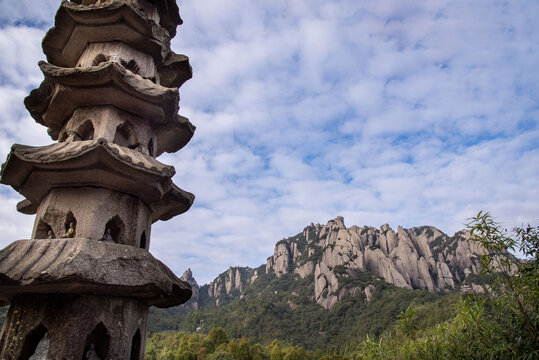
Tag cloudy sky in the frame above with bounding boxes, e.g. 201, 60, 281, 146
0, 0, 537, 284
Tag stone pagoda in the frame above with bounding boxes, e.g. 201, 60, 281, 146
0, 0, 194, 358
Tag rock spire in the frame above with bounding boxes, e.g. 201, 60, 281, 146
195, 217, 493, 311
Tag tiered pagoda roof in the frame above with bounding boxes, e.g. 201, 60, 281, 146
43, 0, 191, 88
1, 139, 194, 222
25, 60, 194, 150
0, 0, 197, 353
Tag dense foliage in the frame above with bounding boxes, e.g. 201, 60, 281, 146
147, 212, 538, 359
145, 329, 324, 360
354, 212, 538, 359
143, 296, 466, 360
173, 274, 455, 351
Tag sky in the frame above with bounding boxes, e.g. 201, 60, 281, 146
0, 0, 537, 285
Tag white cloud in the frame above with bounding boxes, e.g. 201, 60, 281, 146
0, 0, 537, 284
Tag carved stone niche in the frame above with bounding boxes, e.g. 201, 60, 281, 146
32, 187, 152, 248
0, 294, 147, 359
58, 106, 156, 156
76, 42, 160, 84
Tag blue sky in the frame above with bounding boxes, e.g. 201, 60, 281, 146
0, 0, 537, 284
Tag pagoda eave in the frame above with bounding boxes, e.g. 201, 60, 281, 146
150, 0, 183, 37
44, 1, 168, 67
151, 183, 195, 222
16, 199, 37, 215
160, 53, 193, 88
43, 0, 191, 87
155, 114, 195, 156
0, 140, 194, 209
0, 239, 192, 308
67, 0, 183, 37
26, 61, 180, 138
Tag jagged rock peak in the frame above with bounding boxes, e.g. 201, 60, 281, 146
265, 217, 486, 309
181, 268, 198, 287
330, 216, 346, 228
191, 217, 497, 312
204, 266, 258, 305
180, 268, 200, 310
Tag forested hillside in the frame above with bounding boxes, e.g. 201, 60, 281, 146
149, 216, 505, 348
147, 213, 538, 359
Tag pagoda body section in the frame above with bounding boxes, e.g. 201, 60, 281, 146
0, 0, 195, 358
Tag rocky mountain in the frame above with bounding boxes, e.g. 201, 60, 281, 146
180, 269, 200, 310
184, 216, 488, 311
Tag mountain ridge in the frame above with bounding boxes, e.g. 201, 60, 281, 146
182, 216, 487, 311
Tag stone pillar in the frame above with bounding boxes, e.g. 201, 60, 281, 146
0, 0, 195, 358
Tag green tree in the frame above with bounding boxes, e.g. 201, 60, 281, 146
269, 340, 283, 360
467, 211, 538, 357
352, 212, 538, 359
208, 328, 229, 351
395, 306, 418, 338
283, 346, 309, 360
237, 337, 253, 360
145, 342, 158, 360
251, 343, 268, 360
198, 347, 208, 360
208, 350, 236, 360
176, 349, 197, 360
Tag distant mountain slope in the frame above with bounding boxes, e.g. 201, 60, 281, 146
149, 217, 494, 346
191, 217, 487, 310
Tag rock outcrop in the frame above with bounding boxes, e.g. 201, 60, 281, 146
195, 217, 500, 311
264, 217, 487, 309
181, 268, 200, 310
203, 266, 258, 306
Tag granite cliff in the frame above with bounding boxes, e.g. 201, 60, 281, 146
180, 269, 200, 310
185, 217, 490, 310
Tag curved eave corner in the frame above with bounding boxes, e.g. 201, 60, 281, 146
151, 183, 195, 223
155, 115, 196, 156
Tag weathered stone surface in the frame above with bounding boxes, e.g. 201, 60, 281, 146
25, 61, 183, 139
192, 219, 513, 312
0, 139, 194, 222
154, 115, 196, 156
151, 183, 196, 222
314, 262, 339, 310
44, 0, 190, 83
364, 247, 411, 290
364, 284, 376, 302
262, 217, 491, 309
294, 261, 314, 279
31, 187, 152, 246
205, 266, 257, 306
0, 0, 194, 357
67, 0, 183, 38
0, 294, 148, 360
273, 241, 291, 277
51, 102, 193, 157
181, 269, 200, 310
0, 239, 192, 308
265, 256, 274, 274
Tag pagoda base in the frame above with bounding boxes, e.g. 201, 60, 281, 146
0, 294, 147, 359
